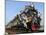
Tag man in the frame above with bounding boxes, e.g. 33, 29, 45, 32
37, 12, 41, 25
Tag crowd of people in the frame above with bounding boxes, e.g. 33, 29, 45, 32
18, 5, 42, 32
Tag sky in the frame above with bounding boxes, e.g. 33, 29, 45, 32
6, 0, 44, 25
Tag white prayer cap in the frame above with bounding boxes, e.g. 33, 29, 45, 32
31, 4, 34, 7
31, 2, 34, 7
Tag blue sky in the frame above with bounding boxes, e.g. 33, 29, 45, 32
6, 0, 44, 24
